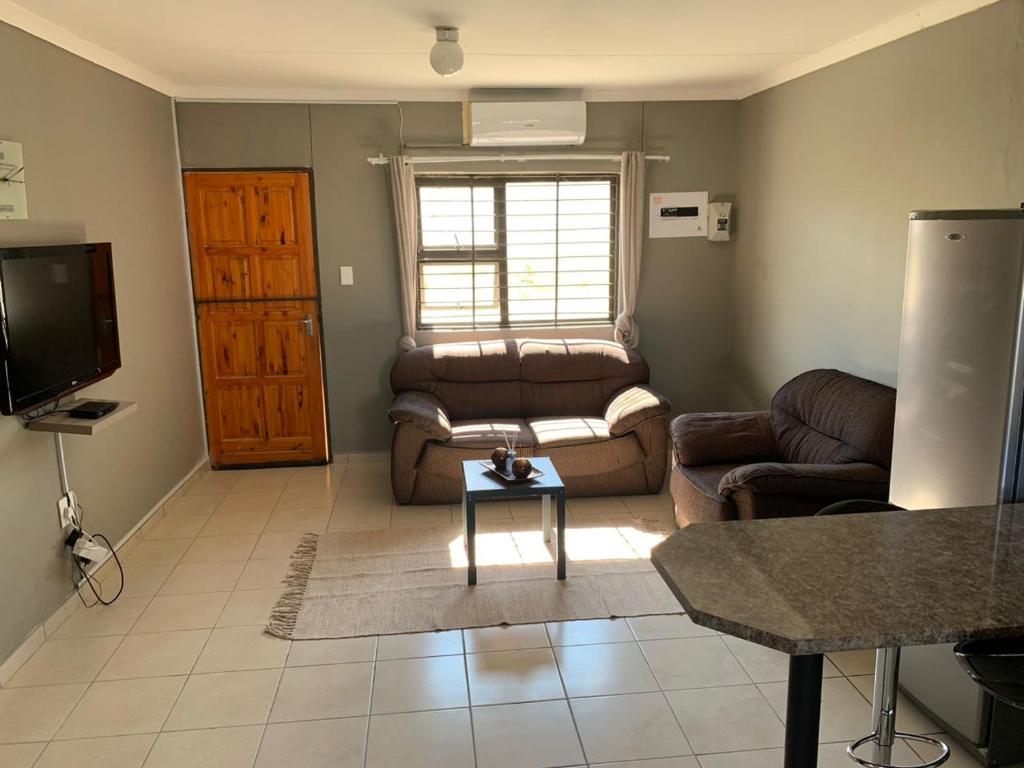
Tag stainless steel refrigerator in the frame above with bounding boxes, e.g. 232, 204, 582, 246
889, 208, 1024, 765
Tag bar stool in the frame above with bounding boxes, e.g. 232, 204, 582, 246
815, 500, 950, 768
954, 637, 1024, 710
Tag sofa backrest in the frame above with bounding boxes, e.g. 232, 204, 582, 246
771, 369, 897, 468
390, 339, 650, 420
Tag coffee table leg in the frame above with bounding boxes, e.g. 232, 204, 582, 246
556, 492, 566, 580
461, 489, 468, 547
466, 496, 477, 586
542, 494, 552, 543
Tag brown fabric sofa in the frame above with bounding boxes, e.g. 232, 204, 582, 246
670, 369, 896, 527
387, 339, 671, 504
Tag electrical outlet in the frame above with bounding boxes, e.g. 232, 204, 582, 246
58, 491, 79, 530
339, 266, 354, 286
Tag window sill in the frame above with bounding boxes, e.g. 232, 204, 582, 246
415, 325, 615, 346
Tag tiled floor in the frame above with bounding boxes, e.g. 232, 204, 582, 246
0, 462, 985, 768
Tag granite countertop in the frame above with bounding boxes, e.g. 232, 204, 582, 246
650, 504, 1024, 655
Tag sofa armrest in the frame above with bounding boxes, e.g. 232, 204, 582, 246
604, 385, 671, 436
672, 411, 779, 466
718, 461, 890, 499
387, 391, 452, 441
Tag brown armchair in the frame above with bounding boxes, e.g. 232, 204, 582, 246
669, 369, 896, 527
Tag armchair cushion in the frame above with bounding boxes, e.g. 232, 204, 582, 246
718, 461, 890, 499
672, 411, 779, 467
387, 391, 452, 441
604, 385, 671, 436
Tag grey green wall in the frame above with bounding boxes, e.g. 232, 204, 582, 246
0, 23, 205, 661
176, 99, 743, 451
733, 0, 1024, 406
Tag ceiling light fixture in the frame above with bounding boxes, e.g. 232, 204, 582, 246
430, 26, 463, 77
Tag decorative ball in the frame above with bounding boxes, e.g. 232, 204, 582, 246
491, 447, 509, 469
511, 457, 533, 479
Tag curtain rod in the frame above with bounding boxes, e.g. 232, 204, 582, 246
366, 153, 669, 166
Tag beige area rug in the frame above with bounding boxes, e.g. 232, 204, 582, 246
267, 516, 683, 640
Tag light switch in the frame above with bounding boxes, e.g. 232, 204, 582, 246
339, 266, 354, 286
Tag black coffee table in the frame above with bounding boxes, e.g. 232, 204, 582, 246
461, 457, 566, 586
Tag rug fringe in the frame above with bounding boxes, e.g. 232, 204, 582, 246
266, 532, 320, 639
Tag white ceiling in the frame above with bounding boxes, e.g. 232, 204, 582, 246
0, 0, 998, 100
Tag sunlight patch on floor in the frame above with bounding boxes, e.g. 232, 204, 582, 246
448, 524, 667, 568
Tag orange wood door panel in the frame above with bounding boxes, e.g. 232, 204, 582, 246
185, 172, 317, 301
185, 170, 327, 467
198, 301, 328, 466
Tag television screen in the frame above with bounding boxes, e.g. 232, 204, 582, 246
0, 243, 121, 415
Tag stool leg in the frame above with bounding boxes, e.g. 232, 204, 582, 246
871, 647, 901, 765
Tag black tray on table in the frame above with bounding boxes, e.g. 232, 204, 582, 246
478, 460, 545, 483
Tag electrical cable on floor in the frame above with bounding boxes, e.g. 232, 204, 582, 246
72, 532, 124, 608
63, 498, 126, 608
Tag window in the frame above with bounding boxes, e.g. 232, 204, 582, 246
416, 174, 618, 330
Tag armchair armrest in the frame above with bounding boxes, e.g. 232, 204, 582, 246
387, 391, 452, 441
604, 385, 671, 436
718, 461, 890, 499
672, 411, 779, 466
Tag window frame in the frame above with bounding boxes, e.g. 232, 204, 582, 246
415, 173, 619, 331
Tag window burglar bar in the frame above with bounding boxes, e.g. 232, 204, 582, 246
416, 174, 618, 331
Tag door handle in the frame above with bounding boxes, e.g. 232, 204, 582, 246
301, 314, 314, 337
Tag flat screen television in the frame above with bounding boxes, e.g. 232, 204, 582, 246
0, 243, 121, 415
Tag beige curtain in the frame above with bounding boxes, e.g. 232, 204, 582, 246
387, 156, 418, 353
615, 151, 645, 348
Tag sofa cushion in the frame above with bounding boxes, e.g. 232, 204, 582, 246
528, 417, 610, 448
390, 339, 649, 420
771, 369, 897, 468
448, 419, 535, 450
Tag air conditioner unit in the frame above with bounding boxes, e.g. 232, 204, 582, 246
465, 101, 586, 147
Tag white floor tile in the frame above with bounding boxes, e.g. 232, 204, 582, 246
572, 692, 692, 764
144, 726, 263, 768
33, 734, 155, 768
466, 647, 565, 705
0, 684, 88, 743
366, 709, 474, 768
465, 623, 550, 654
55, 677, 184, 740
721, 637, 841, 683
98, 629, 209, 680
641, 637, 752, 690
826, 649, 876, 676
235, 559, 292, 591
666, 685, 785, 754
555, 642, 659, 697
473, 699, 585, 768
164, 669, 280, 730
6, 637, 122, 687
376, 629, 463, 659
371, 655, 468, 713
627, 614, 716, 641
286, 637, 376, 667
180, 534, 259, 563
759, 676, 872, 743
51, 598, 149, 639
269, 662, 373, 722
256, 717, 367, 768
158, 561, 245, 595
0, 743, 46, 768
132, 592, 230, 633
848, 674, 944, 735
143, 515, 209, 540
216, 589, 284, 627
194, 626, 290, 673
547, 618, 634, 646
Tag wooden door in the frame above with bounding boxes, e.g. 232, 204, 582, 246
184, 171, 328, 467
